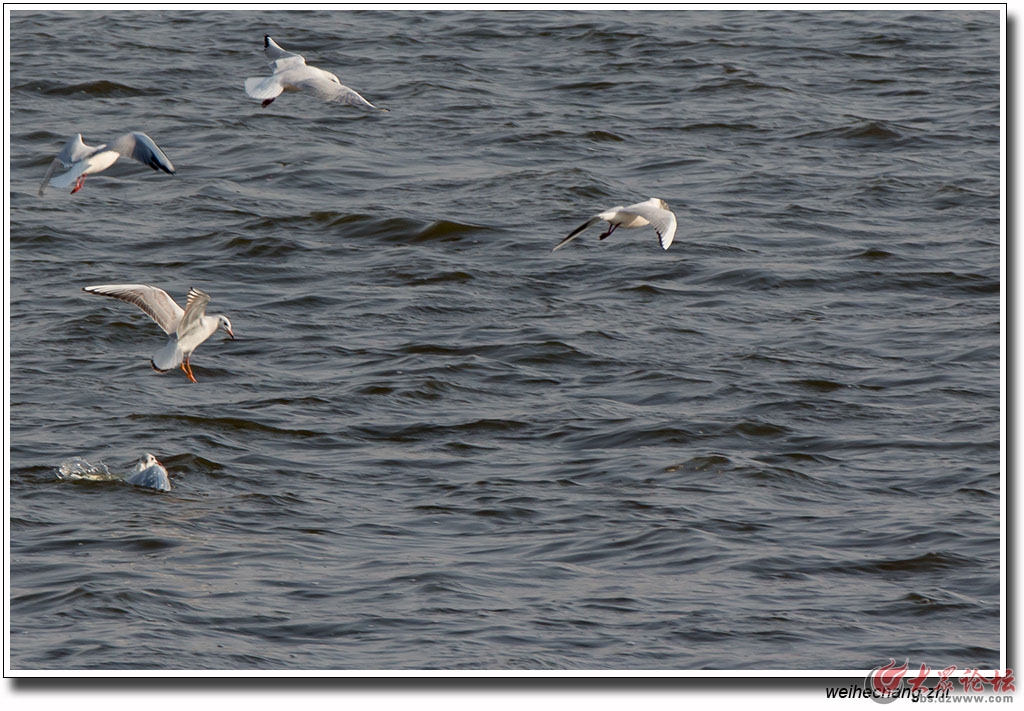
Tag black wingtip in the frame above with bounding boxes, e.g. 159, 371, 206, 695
264, 34, 271, 47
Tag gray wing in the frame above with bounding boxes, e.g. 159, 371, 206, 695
39, 134, 92, 195
626, 201, 677, 250
551, 215, 603, 252
264, 34, 307, 70
109, 133, 176, 174
39, 158, 64, 196
302, 76, 382, 109
58, 133, 93, 165
177, 287, 211, 336
82, 284, 185, 335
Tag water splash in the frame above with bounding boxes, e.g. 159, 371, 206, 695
57, 454, 170, 492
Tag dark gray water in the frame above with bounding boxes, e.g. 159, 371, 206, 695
8, 9, 1002, 670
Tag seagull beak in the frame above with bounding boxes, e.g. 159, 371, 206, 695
226, 327, 235, 340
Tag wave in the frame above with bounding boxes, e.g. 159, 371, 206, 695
32, 79, 162, 97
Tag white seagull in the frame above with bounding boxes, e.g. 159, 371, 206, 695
552, 198, 678, 251
124, 453, 171, 492
39, 132, 176, 196
83, 284, 234, 383
245, 34, 387, 111
57, 453, 171, 491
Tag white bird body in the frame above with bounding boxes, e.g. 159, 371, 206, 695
83, 284, 234, 383
246, 35, 386, 111
553, 197, 678, 251
124, 453, 171, 492
39, 132, 175, 195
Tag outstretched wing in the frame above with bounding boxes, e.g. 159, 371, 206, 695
301, 75, 382, 109
82, 284, 184, 335
109, 133, 176, 174
39, 134, 92, 195
263, 35, 307, 71
39, 158, 66, 196
57, 134, 93, 166
625, 199, 677, 250
552, 214, 605, 252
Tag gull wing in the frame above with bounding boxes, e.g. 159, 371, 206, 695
551, 213, 609, 252
83, 284, 185, 335
625, 199, 677, 250
58, 134, 94, 166
263, 35, 307, 71
302, 75, 381, 109
39, 158, 65, 195
177, 287, 211, 337
39, 134, 93, 195
109, 133, 176, 174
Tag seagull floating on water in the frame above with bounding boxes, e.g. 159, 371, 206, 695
124, 453, 171, 492
39, 132, 175, 196
552, 198, 678, 251
83, 284, 234, 383
57, 453, 171, 492
245, 35, 387, 111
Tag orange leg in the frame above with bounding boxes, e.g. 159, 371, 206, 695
70, 175, 86, 194
181, 358, 198, 383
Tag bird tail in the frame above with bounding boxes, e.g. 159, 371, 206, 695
151, 340, 183, 372
245, 76, 283, 101
47, 162, 88, 190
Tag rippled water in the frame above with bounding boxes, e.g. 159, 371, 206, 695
8, 9, 1002, 671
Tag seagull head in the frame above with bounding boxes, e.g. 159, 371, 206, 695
219, 316, 235, 340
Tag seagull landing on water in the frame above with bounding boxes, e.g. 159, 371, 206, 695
245, 35, 387, 111
82, 284, 234, 383
39, 132, 175, 196
552, 198, 678, 252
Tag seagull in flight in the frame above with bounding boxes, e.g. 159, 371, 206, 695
83, 284, 234, 383
245, 35, 387, 111
39, 132, 175, 195
552, 198, 677, 251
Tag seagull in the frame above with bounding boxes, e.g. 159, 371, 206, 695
124, 453, 171, 492
245, 34, 387, 111
82, 284, 234, 383
57, 453, 171, 491
39, 132, 176, 196
552, 198, 678, 251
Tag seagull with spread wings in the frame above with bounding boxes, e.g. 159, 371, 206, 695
39, 132, 175, 195
552, 198, 678, 252
245, 35, 387, 111
82, 284, 234, 383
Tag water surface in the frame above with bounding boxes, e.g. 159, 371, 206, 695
8, 9, 1002, 670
